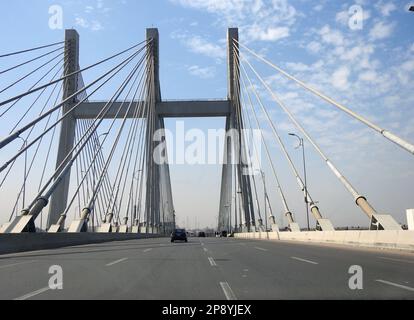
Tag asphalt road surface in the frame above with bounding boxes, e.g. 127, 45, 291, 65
0, 237, 413, 300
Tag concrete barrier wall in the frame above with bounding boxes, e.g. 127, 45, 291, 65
234, 230, 414, 251
0, 233, 162, 255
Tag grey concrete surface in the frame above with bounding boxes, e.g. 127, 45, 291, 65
0, 233, 161, 255
0, 238, 413, 300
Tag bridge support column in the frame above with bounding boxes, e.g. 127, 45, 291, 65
220, 28, 255, 233
48, 29, 80, 229
145, 28, 162, 234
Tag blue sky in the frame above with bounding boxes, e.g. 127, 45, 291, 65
0, 0, 414, 229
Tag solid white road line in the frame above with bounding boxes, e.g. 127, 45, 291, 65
106, 258, 128, 267
254, 247, 268, 252
208, 257, 217, 267
143, 248, 153, 253
376, 280, 414, 292
220, 282, 237, 301
291, 257, 319, 265
0, 260, 37, 270
14, 283, 62, 301
378, 257, 414, 264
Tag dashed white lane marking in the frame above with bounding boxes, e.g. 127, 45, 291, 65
254, 247, 268, 252
106, 258, 128, 267
220, 282, 238, 301
208, 257, 217, 267
291, 257, 318, 265
14, 283, 62, 301
376, 280, 414, 292
203, 248, 208, 253
143, 248, 153, 253
378, 257, 414, 264
0, 260, 37, 270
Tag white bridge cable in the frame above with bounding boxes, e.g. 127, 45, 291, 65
0, 62, 66, 190
125, 93, 150, 228
0, 50, 64, 95
23, 47, 148, 220
108, 62, 152, 225
113, 98, 148, 226
82, 58, 149, 224
85, 63, 151, 225
0, 55, 68, 118
84, 120, 115, 221
232, 55, 264, 224
0, 40, 66, 58
52, 51, 149, 225
7, 79, 64, 221
97, 56, 149, 219
0, 46, 65, 75
236, 40, 414, 156
0, 44, 148, 174
235, 48, 319, 211
231, 53, 257, 227
238, 45, 378, 218
236, 58, 292, 220
0, 39, 148, 108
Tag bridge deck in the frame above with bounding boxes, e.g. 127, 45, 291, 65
0, 238, 413, 300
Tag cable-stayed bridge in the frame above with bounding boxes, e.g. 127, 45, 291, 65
0, 28, 413, 300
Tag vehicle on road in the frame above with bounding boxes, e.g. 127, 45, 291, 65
198, 232, 206, 238
220, 231, 228, 238
171, 229, 188, 243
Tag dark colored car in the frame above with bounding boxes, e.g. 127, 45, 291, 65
171, 229, 188, 243
220, 231, 228, 238
198, 232, 206, 238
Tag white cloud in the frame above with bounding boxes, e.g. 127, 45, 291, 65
332, 66, 350, 90
376, 2, 397, 16
358, 70, 378, 82
369, 21, 394, 40
319, 25, 344, 46
306, 41, 322, 54
247, 26, 290, 42
188, 65, 216, 79
170, 0, 297, 43
75, 17, 88, 28
173, 34, 225, 60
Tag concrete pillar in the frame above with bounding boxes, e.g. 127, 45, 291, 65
145, 28, 161, 233
47, 29, 79, 228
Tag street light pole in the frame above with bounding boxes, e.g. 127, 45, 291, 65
289, 133, 310, 231
261, 170, 268, 232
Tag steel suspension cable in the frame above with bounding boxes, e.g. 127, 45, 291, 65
236, 40, 414, 156
0, 55, 68, 118
0, 40, 150, 108
0, 46, 145, 174
235, 49, 323, 221
0, 44, 147, 152
0, 41, 66, 58
0, 46, 64, 75
25, 49, 147, 218
106, 64, 151, 221
0, 51, 64, 95
239, 48, 378, 219
51, 54, 148, 224
234, 54, 292, 220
